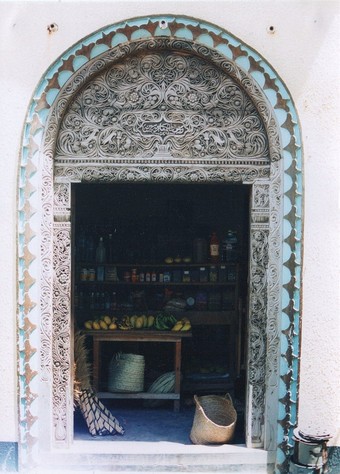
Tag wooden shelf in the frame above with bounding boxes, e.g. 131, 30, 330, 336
85, 329, 191, 411
77, 280, 236, 286
188, 311, 236, 325
96, 392, 179, 400
77, 262, 239, 268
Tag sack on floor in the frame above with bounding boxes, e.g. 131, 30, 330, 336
79, 389, 125, 437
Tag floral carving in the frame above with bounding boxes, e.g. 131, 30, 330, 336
56, 51, 269, 162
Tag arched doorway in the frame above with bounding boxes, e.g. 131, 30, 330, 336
17, 16, 302, 472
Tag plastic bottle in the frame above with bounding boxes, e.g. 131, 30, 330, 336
209, 232, 220, 263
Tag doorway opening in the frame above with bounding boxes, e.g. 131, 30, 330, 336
72, 182, 250, 444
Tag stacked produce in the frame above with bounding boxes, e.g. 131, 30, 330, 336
83, 312, 191, 332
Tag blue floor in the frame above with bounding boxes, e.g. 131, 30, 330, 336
74, 400, 245, 445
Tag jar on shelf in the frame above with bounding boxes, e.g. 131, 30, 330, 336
88, 268, 96, 281
209, 266, 218, 282
80, 268, 88, 281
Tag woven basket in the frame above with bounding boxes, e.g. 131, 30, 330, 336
190, 393, 237, 445
108, 353, 145, 393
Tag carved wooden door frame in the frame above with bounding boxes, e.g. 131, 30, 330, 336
17, 17, 302, 473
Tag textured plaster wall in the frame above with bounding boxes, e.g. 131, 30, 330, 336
0, 0, 339, 446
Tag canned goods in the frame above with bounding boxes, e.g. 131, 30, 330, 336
80, 268, 88, 281
106, 266, 118, 282
163, 271, 171, 282
182, 270, 190, 283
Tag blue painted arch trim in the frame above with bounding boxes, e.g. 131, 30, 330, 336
18, 15, 302, 473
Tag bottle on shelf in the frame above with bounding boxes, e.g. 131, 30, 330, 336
96, 236, 106, 263
85, 232, 95, 262
209, 232, 220, 263
104, 292, 111, 311
221, 230, 238, 262
107, 233, 114, 263
89, 292, 95, 310
110, 292, 117, 311
193, 237, 208, 263
77, 227, 86, 261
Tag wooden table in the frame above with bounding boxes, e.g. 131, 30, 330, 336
84, 330, 192, 412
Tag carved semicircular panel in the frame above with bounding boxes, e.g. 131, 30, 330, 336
56, 50, 269, 162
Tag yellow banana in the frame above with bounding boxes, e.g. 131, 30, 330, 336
99, 320, 108, 330
102, 315, 111, 325
171, 321, 184, 331
181, 322, 191, 332
147, 315, 155, 328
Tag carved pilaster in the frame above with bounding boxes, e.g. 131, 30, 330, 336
52, 221, 72, 446
246, 182, 270, 446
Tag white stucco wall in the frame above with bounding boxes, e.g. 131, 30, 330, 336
0, 0, 339, 446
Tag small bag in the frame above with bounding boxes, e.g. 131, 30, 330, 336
190, 393, 237, 445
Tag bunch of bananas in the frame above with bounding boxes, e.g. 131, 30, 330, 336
171, 317, 192, 332
119, 314, 155, 330
83, 314, 156, 331
83, 313, 192, 332
154, 312, 178, 330
84, 315, 118, 330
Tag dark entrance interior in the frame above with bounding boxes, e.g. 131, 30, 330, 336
72, 182, 249, 443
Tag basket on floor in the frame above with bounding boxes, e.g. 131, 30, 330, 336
108, 353, 145, 393
190, 393, 237, 445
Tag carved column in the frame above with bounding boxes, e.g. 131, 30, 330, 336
52, 183, 72, 446
246, 182, 270, 447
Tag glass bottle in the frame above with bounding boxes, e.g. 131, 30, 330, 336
222, 230, 238, 262
86, 232, 95, 262
110, 291, 117, 311
209, 232, 220, 263
107, 233, 113, 263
